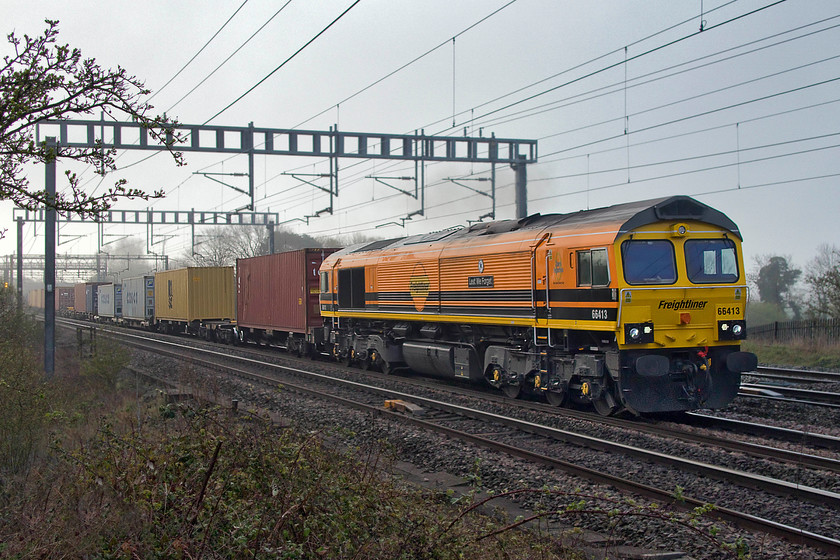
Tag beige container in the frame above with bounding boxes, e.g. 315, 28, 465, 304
154, 267, 235, 323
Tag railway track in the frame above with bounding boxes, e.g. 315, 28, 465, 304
739, 383, 840, 408
65, 316, 840, 451
83, 323, 840, 556
752, 365, 840, 384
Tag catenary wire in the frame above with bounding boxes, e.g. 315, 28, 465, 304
202, 0, 363, 125
148, 0, 250, 103
166, 0, 294, 114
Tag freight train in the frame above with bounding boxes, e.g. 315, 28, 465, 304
319, 195, 757, 415
45, 195, 756, 416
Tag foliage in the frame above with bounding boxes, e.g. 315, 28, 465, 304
182, 224, 360, 266
742, 340, 840, 371
745, 301, 789, 327
803, 244, 840, 320
0, 20, 183, 222
188, 225, 271, 267
0, 288, 47, 474
0, 400, 580, 559
750, 255, 801, 318
80, 337, 130, 389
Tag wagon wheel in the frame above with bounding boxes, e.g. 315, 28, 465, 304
379, 358, 393, 375
545, 389, 567, 407
363, 350, 377, 371
502, 384, 521, 399
592, 382, 619, 416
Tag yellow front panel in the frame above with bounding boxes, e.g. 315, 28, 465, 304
618, 286, 745, 347
614, 220, 747, 349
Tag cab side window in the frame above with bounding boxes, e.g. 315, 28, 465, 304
576, 248, 610, 287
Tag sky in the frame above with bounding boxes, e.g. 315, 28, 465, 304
2, 0, 839, 282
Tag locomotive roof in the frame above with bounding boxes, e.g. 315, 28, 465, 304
349, 195, 741, 254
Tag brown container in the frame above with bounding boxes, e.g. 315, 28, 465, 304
155, 267, 235, 323
73, 282, 107, 314
237, 249, 337, 334
56, 286, 75, 311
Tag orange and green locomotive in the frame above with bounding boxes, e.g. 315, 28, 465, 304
319, 195, 757, 415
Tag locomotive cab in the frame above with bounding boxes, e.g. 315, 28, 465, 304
613, 221, 757, 413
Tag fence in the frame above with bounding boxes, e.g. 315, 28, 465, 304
748, 319, 840, 346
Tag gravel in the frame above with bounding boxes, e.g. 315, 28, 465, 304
129, 345, 840, 560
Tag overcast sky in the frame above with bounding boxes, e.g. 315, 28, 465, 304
2, 0, 839, 277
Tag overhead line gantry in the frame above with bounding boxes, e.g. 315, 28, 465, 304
28, 118, 537, 378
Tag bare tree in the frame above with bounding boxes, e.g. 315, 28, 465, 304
1, 20, 184, 238
190, 228, 236, 267
804, 244, 840, 319
189, 226, 270, 267
229, 226, 269, 259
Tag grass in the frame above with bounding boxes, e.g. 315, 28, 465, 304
742, 340, 840, 370
1, 390, 592, 559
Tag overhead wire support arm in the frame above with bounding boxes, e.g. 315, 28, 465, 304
375, 209, 423, 230
444, 177, 493, 197
446, 176, 495, 224
281, 172, 334, 194
193, 171, 251, 196
366, 175, 417, 197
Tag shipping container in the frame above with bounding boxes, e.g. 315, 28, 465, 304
73, 282, 107, 315
122, 275, 155, 325
56, 286, 75, 312
28, 288, 45, 309
154, 267, 235, 328
236, 249, 338, 352
97, 283, 122, 319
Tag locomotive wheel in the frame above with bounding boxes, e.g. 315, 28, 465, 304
592, 389, 618, 416
379, 359, 392, 375
545, 390, 567, 407
502, 384, 521, 399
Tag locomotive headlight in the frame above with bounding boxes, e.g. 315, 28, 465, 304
624, 322, 654, 344
718, 320, 746, 340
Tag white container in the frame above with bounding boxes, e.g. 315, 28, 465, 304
97, 283, 122, 319
122, 275, 155, 324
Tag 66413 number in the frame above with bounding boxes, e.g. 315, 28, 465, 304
717, 306, 741, 316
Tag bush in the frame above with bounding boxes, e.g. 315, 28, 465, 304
0, 290, 49, 474
0, 400, 579, 559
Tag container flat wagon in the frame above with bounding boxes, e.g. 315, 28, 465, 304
121, 275, 155, 327
237, 248, 338, 355
154, 267, 235, 341
97, 283, 122, 321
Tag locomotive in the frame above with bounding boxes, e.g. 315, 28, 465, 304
318, 195, 757, 415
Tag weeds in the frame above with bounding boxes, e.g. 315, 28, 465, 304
742, 340, 840, 370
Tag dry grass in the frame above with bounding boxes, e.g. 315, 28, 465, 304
742, 340, 840, 370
